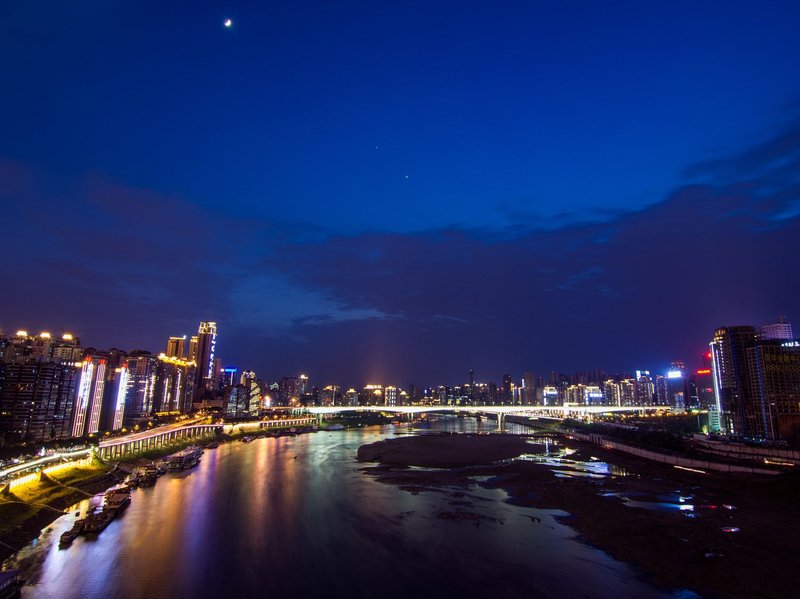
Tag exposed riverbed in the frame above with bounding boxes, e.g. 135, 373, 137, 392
3, 417, 733, 598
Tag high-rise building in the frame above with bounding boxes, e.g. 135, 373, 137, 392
385, 386, 398, 406
664, 362, 690, 410
695, 366, 715, 408
95, 349, 129, 432
0, 360, 81, 442
619, 379, 635, 406
361, 384, 383, 405
2, 331, 82, 364
745, 340, 800, 440
104, 364, 129, 431
165, 336, 187, 359
602, 379, 621, 406
154, 354, 197, 414
501, 374, 512, 405
522, 372, 535, 405
123, 351, 157, 424
278, 377, 299, 406
634, 371, 654, 405
542, 386, 558, 406
345, 388, 359, 406
224, 370, 261, 418
193, 321, 217, 401
710, 326, 758, 435
71, 357, 107, 437
759, 316, 793, 341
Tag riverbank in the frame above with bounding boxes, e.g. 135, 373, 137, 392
0, 424, 321, 566
357, 432, 800, 599
0, 461, 123, 563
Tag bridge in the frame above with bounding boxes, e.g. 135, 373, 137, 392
97, 416, 318, 459
304, 404, 667, 429
98, 422, 221, 459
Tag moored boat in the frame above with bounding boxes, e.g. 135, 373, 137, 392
166, 447, 203, 470
104, 487, 132, 511
59, 521, 83, 547
80, 510, 114, 535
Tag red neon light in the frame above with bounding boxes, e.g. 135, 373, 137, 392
696, 369, 711, 375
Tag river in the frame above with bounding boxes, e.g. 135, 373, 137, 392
8, 417, 694, 598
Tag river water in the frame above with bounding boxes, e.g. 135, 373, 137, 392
9, 417, 693, 598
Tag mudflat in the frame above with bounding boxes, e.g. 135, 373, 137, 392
358, 432, 800, 599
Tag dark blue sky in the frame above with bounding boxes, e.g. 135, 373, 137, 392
2, 1, 799, 386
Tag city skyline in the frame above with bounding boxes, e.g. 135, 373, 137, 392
2, 1, 799, 384
0, 316, 792, 390
2, 5, 800, 595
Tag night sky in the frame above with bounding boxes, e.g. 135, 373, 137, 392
2, 1, 799, 386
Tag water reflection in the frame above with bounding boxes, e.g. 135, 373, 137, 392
11, 421, 691, 599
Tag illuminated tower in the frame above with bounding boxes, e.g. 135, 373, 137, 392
709, 326, 758, 435
155, 354, 196, 414
165, 336, 187, 359
108, 363, 129, 431
0, 360, 81, 442
501, 374, 512, 405
760, 316, 793, 341
193, 321, 217, 401
745, 340, 800, 440
523, 372, 535, 405
124, 351, 157, 424
71, 357, 107, 437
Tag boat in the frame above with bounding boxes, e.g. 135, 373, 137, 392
59, 521, 83, 547
80, 510, 114, 535
206, 441, 220, 449
241, 436, 254, 443
104, 487, 132, 511
166, 447, 203, 470
139, 467, 158, 487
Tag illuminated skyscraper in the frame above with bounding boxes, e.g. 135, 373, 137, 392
278, 377, 299, 406
760, 316, 793, 341
165, 336, 187, 359
710, 326, 758, 435
0, 360, 81, 442
321, 385, 339, 406
71, 357, 107, 437
603, 379, 621, 406
746, 340, 800, 440
123, 351, 157, 424
193, 321, 217, 401
385, 386, 398, 406
106, 363, 129, 431
522, 372, 535, 405
501, 374, 512, 404
224, 370, 262, 418
154, 354, 197, 414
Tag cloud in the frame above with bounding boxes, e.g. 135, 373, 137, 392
684, 120, 800, 185
257, 123, 800, 382
1, 116, 798, 384
227, 274, 387, 337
